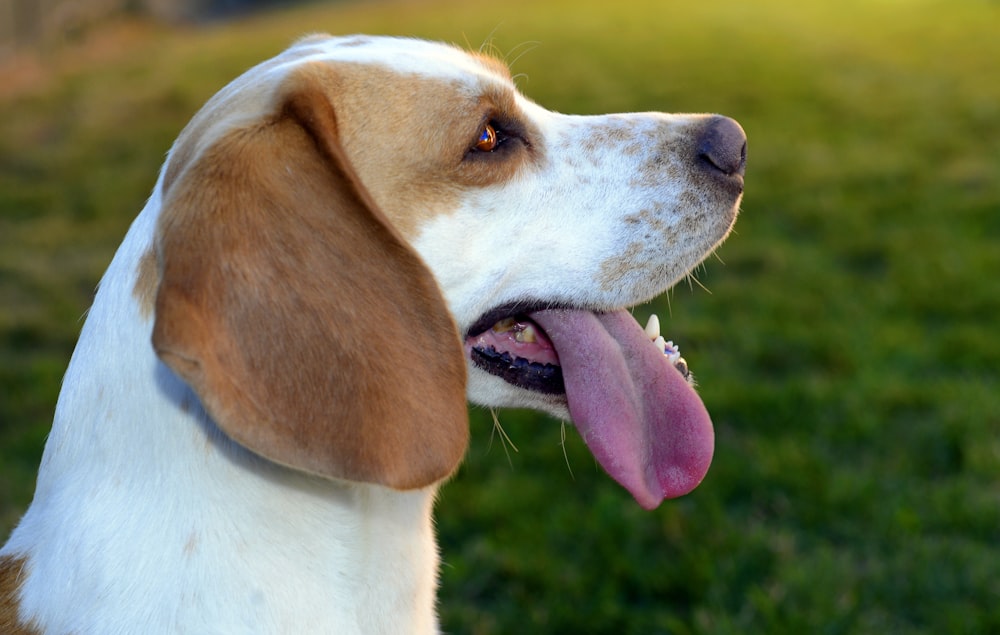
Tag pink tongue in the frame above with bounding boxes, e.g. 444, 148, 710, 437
529, 309, 714, 509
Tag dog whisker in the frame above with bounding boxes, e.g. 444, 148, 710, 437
504, 40, 542, 70
476, 24, 504, 57
685, 267, 713, 295
488, 408, 519, 469
559, 421, 575, 480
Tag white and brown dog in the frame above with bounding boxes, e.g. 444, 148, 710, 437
0, 35, 745, 633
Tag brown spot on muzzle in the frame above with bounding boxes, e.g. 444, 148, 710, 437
594, 115, 744, 292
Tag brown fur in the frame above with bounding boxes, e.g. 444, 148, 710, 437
296, 62, 543, 237
143, 45, 545, 489
151, 63, 469, 489
0, 556, 39, 634
161, 44, 323, 193
132, 247, 157, 319
162, 55, 541, 243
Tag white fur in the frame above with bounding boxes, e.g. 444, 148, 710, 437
4, 181, 441, 633
416, 105, 735, 415
1, 35, 742, 633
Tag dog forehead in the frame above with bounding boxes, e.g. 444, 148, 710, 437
291, 34, 510, 86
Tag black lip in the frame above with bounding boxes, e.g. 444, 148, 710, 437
469, 346, 565, 395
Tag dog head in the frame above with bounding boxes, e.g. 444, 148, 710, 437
147, 35, 745, 507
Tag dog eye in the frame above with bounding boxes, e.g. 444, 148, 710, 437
474, 123, 499, 152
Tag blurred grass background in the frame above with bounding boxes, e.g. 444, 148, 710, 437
1, 0, 998, 632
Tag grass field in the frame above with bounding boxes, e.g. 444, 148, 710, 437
2, 0, 998, 632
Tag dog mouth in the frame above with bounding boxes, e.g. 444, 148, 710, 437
466, 312, 690, 395
464, 304, 713, 509
466, 314, 566, 394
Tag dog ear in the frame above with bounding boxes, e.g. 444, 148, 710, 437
151, 62, 468, 489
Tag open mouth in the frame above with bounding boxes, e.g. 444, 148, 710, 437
463, 303, 712, 509
466, 315, 565, 394
466, 312, 690, 395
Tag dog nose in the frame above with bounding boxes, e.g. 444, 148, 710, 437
697, 116, 747, 178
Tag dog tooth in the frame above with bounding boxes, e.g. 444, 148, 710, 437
514, 323, 538, 343
662, 339, 679, 356
492, 317, 517, 333
644, 314, 661, 340
653, 335, 667, 352
663, 340, 683, 365
652, 336, 689, 378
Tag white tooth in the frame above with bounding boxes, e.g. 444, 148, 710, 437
663, 340, 681, 364
653, 335, 667, 352
492, 317, 517, 333
514, 323, 537, 343
644, 314, 661, 340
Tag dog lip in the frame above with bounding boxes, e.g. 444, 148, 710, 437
468, 346, 566, 395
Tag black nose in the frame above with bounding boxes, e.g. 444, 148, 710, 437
697, 116, 747, 178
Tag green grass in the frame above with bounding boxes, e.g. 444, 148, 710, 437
2, 0, 999, 632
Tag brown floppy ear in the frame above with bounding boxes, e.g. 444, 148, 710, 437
152, 63, 468, 489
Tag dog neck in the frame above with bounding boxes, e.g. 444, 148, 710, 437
1, 209, 444, 634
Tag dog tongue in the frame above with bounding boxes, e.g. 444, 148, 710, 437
529, 309, 714, 509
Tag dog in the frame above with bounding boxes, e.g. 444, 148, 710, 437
0, 34, 745, 633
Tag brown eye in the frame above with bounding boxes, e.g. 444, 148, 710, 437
474, 123, 498, 152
